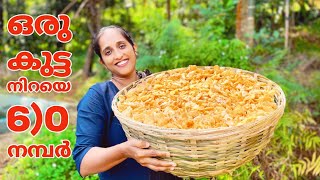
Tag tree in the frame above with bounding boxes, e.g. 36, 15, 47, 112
285, 0, 290, 50
82, 0, 102, 78
166, 0, 170, 21
236, 0, 255, 46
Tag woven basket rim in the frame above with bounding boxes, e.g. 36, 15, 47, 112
111, 66, 286, 133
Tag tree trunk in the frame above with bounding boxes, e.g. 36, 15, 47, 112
236, 0, 255, 47
247, 0, 254, 46
289, 11, 295, 50
236, 0, 246, 42
167, 0, 171, 21
54, 0, 69, 50
285, 0, 290, 50
83, 0, 102, 78
83, 43, 95, 78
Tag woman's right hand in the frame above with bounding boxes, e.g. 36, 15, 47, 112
120, 138, 176, 172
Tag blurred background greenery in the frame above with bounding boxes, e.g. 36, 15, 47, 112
0, 0, 320, 179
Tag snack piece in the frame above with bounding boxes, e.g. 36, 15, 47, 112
117, 65, 277, 129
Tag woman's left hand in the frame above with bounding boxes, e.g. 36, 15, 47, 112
119, 138, 176, 172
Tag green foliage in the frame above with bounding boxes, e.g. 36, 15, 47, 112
252, 28, 283, 57
274, 110, 320, 153
295, 36, 320, 54
266, 109, 320, 179
133, 0, 252, 72
292, 153, 320, 178
255, 0, 319, 31
137, 19, 252, 72
256, 50, 313, 107
229, 162, 264, 180
190, 0, 238, 38
191, 161, 264, 179
242, 24, 320, 178
241, 108, 319, 179
70, 52, 87, 73
309, 70, 320, 117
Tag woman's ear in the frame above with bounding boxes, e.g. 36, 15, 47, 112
99, 59, 104, 65
133, 44, 138, 56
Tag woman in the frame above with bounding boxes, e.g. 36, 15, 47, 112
73, 25, 180, 180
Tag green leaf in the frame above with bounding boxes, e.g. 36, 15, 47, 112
291, 2, 301, 12
304, 3, 310, 11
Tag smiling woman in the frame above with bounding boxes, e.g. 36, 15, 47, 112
72, 25, 181, 180
97, 27, 137, 81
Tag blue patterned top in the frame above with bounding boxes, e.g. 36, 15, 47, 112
72, 80, 181, 180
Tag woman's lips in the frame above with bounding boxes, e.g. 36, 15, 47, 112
115, 59, 129, 67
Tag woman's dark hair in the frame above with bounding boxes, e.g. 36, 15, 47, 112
93, 25, 135, 59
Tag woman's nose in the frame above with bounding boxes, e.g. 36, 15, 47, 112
114, 49, 124, 60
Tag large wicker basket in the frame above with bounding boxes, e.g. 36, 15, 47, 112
111, 66, 286, 178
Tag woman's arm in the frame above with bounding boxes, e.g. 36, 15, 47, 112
80, 138, 176, 177
74, 85, 176, 177
80, 145, 125, 177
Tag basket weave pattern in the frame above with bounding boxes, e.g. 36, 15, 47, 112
111, 67, 286, 178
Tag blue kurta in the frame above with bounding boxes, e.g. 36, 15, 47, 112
73, 80, 181, 180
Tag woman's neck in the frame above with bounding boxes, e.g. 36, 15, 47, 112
111, 72, 138, 90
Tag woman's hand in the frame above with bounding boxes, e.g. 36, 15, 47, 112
120, 138, 176, 172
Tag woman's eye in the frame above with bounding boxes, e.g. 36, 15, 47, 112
106, 50, 111, 56
119, 44, 126, 49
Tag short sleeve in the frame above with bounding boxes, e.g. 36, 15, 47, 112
72, 85, 108, 174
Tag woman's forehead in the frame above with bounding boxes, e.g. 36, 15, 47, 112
99, 28, 127, 46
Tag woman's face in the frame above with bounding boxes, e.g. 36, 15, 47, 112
99, 28, 137, 78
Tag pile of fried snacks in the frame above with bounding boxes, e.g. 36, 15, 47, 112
117, 65, 277, 129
